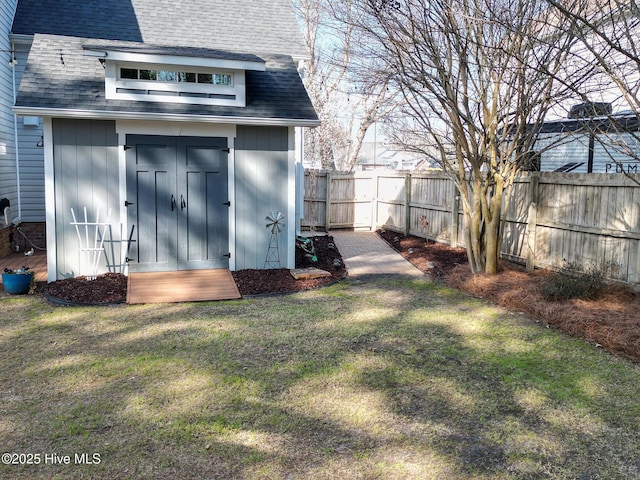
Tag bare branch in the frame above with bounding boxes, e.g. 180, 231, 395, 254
349, 0, 581, 273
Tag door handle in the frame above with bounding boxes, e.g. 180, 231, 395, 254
181, 195, 186, 210
171, 195, 176, 211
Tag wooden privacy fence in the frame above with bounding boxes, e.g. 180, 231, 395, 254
303, 170, 640, 286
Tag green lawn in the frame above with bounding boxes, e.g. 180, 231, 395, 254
1, 277, 639, 479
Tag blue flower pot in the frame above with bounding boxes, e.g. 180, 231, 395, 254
2, 272, 34, 294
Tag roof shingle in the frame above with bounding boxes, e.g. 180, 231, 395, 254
12, 0, 307, 59
15, 34, 319, 125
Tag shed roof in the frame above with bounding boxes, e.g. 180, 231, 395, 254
14, 34, 319, 126
11, 0, 307, 59
82, 41, 266, 64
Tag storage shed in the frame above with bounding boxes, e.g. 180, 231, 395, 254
11, 0, 319, 281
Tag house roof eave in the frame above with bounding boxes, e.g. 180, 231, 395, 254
9, 33, 34, 45
82, 42, 267, 71
12, 106, 321, 128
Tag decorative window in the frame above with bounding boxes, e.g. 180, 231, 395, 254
105, 62, 245, 107
117, 68, 233, 87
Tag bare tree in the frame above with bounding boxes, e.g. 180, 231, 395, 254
294, 0, 398, 171
340, 73, 398, 171
350, 0, 579, 274
545, 0, 640, 183
295, 0, 347, 169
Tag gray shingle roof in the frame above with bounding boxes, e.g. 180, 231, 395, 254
15, 34, 319, 125
12, 0, 307, 59
82, 41, 265, 64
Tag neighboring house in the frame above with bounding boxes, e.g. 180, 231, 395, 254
529, 3, 640, 174
531, 110, 640, 174
9, 0, 319, 282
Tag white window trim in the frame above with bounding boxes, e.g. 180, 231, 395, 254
105, 62, 247, 107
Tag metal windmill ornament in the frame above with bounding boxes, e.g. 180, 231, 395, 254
265, 211, 284, 234
264, 212, 285, 268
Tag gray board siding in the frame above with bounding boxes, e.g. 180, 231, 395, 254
234, 125, 290, 270
15, 35, 318, 125
51, 120, 293, 277
13, 44, 44, 222
52, 119, 121, 279
0, 0, 17, 220
532, 115, 640, 173
11, 0, 307, 58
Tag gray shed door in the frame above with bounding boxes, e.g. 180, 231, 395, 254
126, 135, 229, 272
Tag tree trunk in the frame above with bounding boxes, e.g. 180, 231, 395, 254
484, 175, 504, 275
345, 118, 374, 171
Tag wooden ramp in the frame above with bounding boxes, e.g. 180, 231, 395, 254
127, 269, 241, 304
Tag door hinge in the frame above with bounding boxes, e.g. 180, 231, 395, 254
222, 148, 230, 153
223, 201, 231, 207
223, 252, 231, 258
124, 200, 134, 207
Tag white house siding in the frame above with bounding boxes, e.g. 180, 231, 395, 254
536, 133, 590, 173
52, 119, 121, 279
234, 125, 292, 270
0, 0, 17, 222
593, 133, 640, 174
535, 131, 640, 174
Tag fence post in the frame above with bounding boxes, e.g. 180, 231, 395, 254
404, 173, 412, 236
450, 180, 460, 248
324, 171, 332, 232
371, 171, 379, 230
525, 172, 540, 272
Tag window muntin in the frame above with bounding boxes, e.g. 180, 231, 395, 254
120, 68, 138, 79
119, 67, 233, 87
106, 61, 245, 106
179, 72, 196, 83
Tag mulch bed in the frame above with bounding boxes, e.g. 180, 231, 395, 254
378, 228, 468, 278
231, 235, 347, 295
44, 272, 128, 305
39, 235, 346, 304
378, 229, 640, 364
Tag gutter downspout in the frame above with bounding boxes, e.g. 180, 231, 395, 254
11, 40, 22, 220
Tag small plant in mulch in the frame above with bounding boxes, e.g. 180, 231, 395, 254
541, 262, 609, 301
377, 228, 468, 277
233, 235, 346, 295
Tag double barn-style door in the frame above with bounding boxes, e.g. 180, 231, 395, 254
126, 135, 230, 272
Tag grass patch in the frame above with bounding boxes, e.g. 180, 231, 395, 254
1, 278, 639, 479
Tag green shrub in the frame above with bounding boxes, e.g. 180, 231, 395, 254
541, 263, 607, 301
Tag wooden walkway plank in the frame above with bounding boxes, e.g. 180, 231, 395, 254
2, 251, 242, 304
127, 269, 241, 304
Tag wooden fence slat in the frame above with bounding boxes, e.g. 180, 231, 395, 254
303, 170, 640, 286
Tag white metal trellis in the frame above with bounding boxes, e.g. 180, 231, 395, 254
70, 207, 112, 280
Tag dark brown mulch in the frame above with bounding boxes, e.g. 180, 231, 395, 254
232, 235, 347, 295
44, 272, 128, 305
378, 229, 468, 278
377, 229, 640, 364
40, 235, 346, 304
